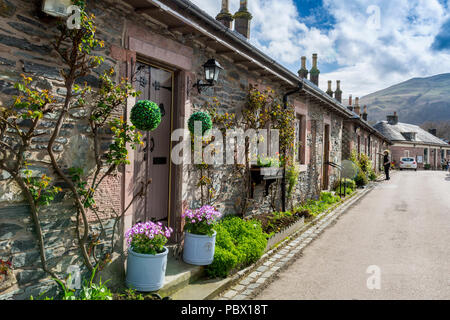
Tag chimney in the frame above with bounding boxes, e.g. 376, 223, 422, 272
347, 94, 353, 112
354, 97, 361, 116
387, 112, 399, 125
334, 80, 342, 103
309, 53, 320, 86
326, 80, 333, 97
216, 0, 234, 28
362, 105, 368, 121
234, 0, 252, 39
298, 56, 308, 79
428, 128, 437, 136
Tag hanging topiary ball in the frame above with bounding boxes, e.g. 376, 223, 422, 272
188, 111, 213, 135
130, 100, 162, 131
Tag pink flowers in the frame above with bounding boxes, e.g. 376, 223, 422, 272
125, 221, 173, 245
182, 205, 222, 236
182, 205, 222, 225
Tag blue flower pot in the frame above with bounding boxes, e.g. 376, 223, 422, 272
183, 231, 216, 266
126, 246, 168, 292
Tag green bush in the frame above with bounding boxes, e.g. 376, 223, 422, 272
188, 111, 213, 135
205, 216, 267, 278
368, 171, 377, 181
130, 100, 161, 131
337, 178, 356, 190
294, 192, 341, 217
354, 168, 368, 187
207, 246, 238, 278
320, 191, 340, 204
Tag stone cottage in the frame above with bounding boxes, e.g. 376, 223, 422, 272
342, 95, 392, 172
373, 112, 450, 170
0, 0, 388, 298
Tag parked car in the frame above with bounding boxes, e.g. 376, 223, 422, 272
399, 157, 417, 171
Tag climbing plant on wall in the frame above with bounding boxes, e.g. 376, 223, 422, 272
0, 2, 148, 286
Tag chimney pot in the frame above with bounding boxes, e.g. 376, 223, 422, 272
334, 80, 342, 103
387, 112, 399, 125
354, 97, 361, 116
216, 0, 234, 28
326, 80, 333, 97
309, 53, 320, 86
234, 0, 252, 39
298, 56, 308, 79
362, 105, 368, 121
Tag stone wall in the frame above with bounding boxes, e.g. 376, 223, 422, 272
0, 0, 130, 299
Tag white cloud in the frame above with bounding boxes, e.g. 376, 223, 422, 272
190, 0, 450, 98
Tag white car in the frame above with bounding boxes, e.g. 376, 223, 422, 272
399, 157, 417, 171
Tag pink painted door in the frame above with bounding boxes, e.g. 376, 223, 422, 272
133, 62, 173, 224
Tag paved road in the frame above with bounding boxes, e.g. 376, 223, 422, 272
255, 171, 450, 300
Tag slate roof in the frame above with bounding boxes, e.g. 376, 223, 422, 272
373, 121, 449, 147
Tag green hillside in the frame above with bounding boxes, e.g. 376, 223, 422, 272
360, 73, 450, 125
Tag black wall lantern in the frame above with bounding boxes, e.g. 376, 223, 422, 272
194, 59, 223, 93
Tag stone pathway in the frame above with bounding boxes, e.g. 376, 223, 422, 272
216, 184, 376, 300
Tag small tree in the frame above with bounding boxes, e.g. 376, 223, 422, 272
0, 2, 148, 284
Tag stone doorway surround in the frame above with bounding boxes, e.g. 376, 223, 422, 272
111, 25, 195, 246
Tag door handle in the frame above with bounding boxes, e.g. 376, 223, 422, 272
150, 137, 155, 153
142, 137, 148, 161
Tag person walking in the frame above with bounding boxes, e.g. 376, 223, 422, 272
383, 150, 391, 180
447, 158, 450, 172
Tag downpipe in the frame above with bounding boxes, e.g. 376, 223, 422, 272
281, 81, 303, 212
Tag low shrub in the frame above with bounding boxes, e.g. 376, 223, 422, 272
294, 192, 341, 217
334, 178, 356, 195
354, 168, 368, 187
368, 171, 377, 181
205, 216, 267, 278
320, 191, 341, 204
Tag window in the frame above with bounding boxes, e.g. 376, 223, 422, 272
404, 150, 410, 157
358, 136, 361, 154
295, 114, 306, 164
424, 148, 429, 163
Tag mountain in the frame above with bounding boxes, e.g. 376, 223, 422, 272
360, 73, 450, 125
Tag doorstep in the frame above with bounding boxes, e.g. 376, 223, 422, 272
155, 247, 204, 298
171, 277, 232, 300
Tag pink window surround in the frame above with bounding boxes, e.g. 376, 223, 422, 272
294, 99, 309, 168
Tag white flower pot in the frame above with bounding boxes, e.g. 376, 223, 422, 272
126, 246, 168, 292
183, 231, 216, 266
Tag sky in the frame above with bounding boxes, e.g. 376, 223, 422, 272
189, 0, 450, 98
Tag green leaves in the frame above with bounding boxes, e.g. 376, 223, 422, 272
22, 165, 62, 206
130, 100, 162, 131
205, 217, 267, 278
107, 118, 142, 166
130, 233, 167, 255
188, 111, 213, 135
